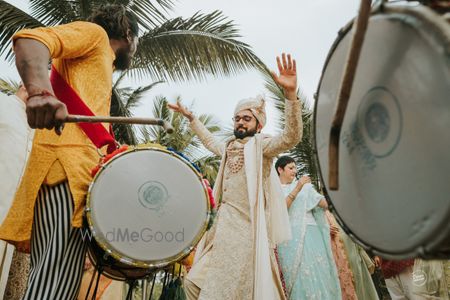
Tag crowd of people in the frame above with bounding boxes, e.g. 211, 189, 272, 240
0, 3, 448, 300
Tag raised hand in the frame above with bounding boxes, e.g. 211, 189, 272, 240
373, 256, 382, 268
271, 53, 298, 100
299, 175, 311, 186
167, 99, 194, 121
291, 175, 311, 200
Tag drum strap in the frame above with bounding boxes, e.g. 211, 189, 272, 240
50, 65, 117, 154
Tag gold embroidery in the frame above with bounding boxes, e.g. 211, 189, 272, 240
226, 143, 244, 173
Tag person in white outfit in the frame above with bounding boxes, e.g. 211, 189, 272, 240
0, 85, 34, 299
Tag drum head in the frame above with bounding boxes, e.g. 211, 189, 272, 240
86, 148, 209, 267
315, 6, 450, 258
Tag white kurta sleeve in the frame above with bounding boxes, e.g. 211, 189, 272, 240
190, 117, 225, 157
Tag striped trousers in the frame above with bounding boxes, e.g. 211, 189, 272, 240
23, 182, 87, 300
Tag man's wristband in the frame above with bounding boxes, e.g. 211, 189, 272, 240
26, 90, 54, 101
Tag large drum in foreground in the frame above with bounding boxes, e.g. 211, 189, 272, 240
314, 4, 450, 259
85, 147, 210, 279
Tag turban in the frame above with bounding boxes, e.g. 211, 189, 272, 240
234, 95, 266, 127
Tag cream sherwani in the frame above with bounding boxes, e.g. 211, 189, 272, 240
185, 99, 302, 300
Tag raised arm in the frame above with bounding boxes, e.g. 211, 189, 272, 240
285, 176, 310, 208
263, 53, 302, 157
168, 100, 224, 156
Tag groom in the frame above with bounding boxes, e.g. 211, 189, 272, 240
169, 53, 302, 300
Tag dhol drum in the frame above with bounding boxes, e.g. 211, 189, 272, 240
84, 147, 210, 280
314, 3, 450, 259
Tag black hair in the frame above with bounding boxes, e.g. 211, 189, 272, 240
88, 4, 139, 40
275, 155, 295, 175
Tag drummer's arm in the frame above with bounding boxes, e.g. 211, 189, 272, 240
190, 117, 224, 157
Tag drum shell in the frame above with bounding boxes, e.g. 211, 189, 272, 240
84, 147, 210, 279
86, 229, 154, 281
313, 4, 450, 259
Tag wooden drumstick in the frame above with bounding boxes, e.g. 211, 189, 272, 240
65, 115, 174, 134
329, 0, 372, 191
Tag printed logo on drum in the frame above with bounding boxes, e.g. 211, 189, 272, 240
79, 228, 185, 243
138, 181, 169, 211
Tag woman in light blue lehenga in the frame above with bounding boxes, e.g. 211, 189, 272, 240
275, 156, 341, 300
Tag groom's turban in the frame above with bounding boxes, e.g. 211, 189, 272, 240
234, 95, 266, 127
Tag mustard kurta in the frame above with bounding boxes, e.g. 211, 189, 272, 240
0, 21, 115, 252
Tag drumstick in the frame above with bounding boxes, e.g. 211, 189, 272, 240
329, 0, 372, 190
65, 115, 174, 134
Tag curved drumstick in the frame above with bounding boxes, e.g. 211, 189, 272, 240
65, 115, 174, 134
329, 0, 372, 191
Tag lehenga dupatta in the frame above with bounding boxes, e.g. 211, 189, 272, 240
278, 182, 326, 297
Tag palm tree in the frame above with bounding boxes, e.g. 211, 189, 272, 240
263, 71, 321, 188
0, 0, 266, 144
110, 72, 164, 144
140, 96, 221, 184
0, 78, 19, 94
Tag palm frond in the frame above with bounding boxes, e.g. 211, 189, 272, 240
27, 0, 175, 29
0, 77, 20, 94
111, 88, 138, 145
140, 95, 171, 145
130, 10, 266, 81
126, 0, 175, 30
194, 154, 221, 186
140, 96, 223, 166
111, 80, 161, 145
113, 71, 128, 89
29, 0, 78, 25
197, 114, 221, 134
0, 0, 176, 62
124, 81, 162, 110
0, 1, 44, 61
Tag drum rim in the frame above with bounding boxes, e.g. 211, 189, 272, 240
85, 146, 211, 269
312, 3, 450, 258
86, 244, 155, 281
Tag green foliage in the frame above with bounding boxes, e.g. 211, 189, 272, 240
140, 96, 221, 184
131, 10, 266, 82
111, 80, 162, 145
0, 78, 20, 94
0, 0, 265, 143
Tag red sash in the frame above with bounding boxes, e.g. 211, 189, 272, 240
49, 65, 117, 154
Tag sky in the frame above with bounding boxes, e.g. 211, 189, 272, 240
1, 0, 361, 134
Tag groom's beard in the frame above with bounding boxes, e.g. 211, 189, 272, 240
234, 126, 257, 139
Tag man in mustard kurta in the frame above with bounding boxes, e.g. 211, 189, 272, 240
0, 5, 139, 299
169, 53, 302, 300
